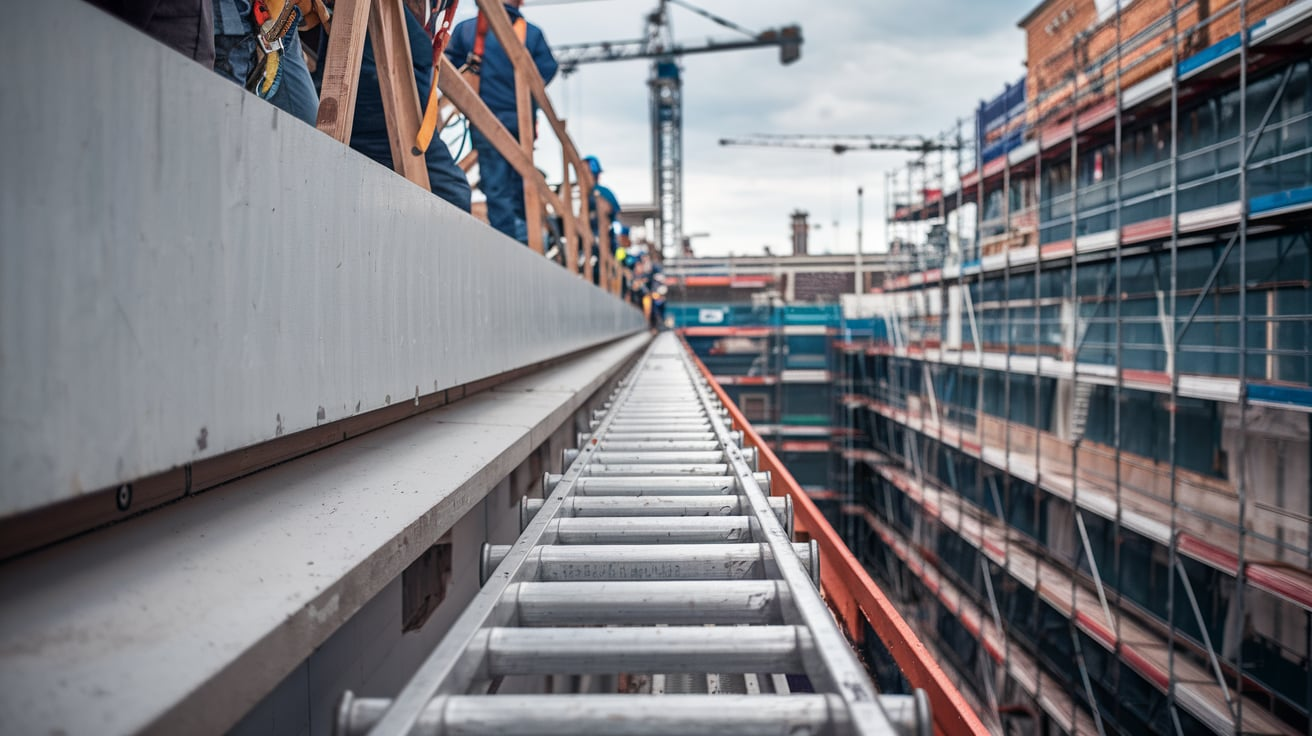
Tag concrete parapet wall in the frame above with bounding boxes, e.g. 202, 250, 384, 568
0, 0, 644, 518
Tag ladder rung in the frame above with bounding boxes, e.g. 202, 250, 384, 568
555, 473, 772, 496
481, 625, 810, 676
586, 431, 738, 444
506, 581, 789, 626
481, 542, 819, 585
520, 495, 792, 535
583, 463, 730, 476
564, 447, 743, 468
339, 694, 848, 736
545, 516, 753, 544
587, 451, 727, 464
597, 440, 722, 451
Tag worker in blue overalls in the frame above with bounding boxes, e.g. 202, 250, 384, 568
584, 155, 621, 284
446, 1, 558, 242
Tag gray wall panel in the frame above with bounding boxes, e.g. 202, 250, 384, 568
0, 0, 643, 516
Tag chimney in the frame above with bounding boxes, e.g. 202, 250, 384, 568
790, 210, 809, 256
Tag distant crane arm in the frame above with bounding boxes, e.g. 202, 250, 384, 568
718, 134, 953, 155
555, 26, 802, 74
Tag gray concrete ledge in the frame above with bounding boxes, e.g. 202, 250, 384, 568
0, 0, 644, 516
0, 332, 649, 736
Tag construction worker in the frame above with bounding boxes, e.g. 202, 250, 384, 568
584, 155, 620, 285
585, 155, 621, 238
650, 284, 667, 330
88, 0, 215, 67
445, 1, 558, 242
348, 3, 472, 211
212, 0, 320, 125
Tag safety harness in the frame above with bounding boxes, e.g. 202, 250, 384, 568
248, 0, 331, 100
415, 0, 462, 155
463, 10, 527, 94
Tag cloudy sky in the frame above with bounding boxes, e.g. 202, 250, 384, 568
451, 0, 1037, 256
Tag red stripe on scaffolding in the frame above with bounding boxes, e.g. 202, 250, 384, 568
680, 326, 774, 337
1179, 533, 1312, 612
1121, 214, 1173, 244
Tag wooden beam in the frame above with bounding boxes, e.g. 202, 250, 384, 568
560, 144, 578, 274
471, 0, 594, 191
316, 0, 372, 142
457, 150, 478, 173
597, 199, 614, 293
436, 56, 569, 225
515, 64, 544, 254
579, 179, 595, 283
368, 0, 431, 189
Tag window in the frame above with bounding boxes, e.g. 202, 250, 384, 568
740, 393, 771, 422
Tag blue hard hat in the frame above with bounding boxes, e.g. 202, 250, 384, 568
584, 155, 602, 175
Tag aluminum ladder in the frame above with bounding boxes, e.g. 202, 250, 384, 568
336, 333, 929, 736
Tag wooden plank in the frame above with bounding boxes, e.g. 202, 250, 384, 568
515, 64, 544, 253
560, 147, 578, 274
368, 0, 431, 189
596, 198, 613, 293
315, 0, 373, 142
471, 0, 594, 251
579, 179, 595, 283
436, 56, 569, 223
472, 1, 591, 181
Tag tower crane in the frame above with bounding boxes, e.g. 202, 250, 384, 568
554, 0, 802, 258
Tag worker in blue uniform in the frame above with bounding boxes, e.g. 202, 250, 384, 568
584, 155, 620, 284
446, 1, 558, 241
347, 4, 472, 212
585, 155, 621, 237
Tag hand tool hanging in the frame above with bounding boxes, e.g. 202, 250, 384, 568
414, 0, 461, 155
249, 0, 331, 99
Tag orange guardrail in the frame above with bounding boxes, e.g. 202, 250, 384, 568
680, 334, 990, 736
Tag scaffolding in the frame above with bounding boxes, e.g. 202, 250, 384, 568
844, 1, 1312, 733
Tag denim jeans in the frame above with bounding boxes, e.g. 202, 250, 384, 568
471, 127, 527, 243
214, 26, 318, 125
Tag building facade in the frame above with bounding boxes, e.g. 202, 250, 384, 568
847, 1, 1312, 734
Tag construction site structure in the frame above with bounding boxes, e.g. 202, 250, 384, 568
719, 134, 955, 157
553, 0, 803, 258
0, 2, 983, 736
852, 0, 1312, 733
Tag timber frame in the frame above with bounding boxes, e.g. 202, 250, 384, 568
315, 0, 624, 293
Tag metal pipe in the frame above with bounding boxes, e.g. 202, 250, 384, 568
588, 451, 730, 465
482, 625, 810, 675
600, 423, 714, 432
567, 448, 747, 468
506, 580, 790, 626
583, 463, 730, 476
546, 516, 755, 544
597, 440, 722, 451
566, 473, 772, 495
481, 542, 818, 585
338, 693, 852, 736
522, 495, 792, 535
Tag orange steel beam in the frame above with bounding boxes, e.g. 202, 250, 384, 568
680, 333, 989, 736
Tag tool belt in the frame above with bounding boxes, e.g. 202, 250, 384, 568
247, 0, 331, 100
